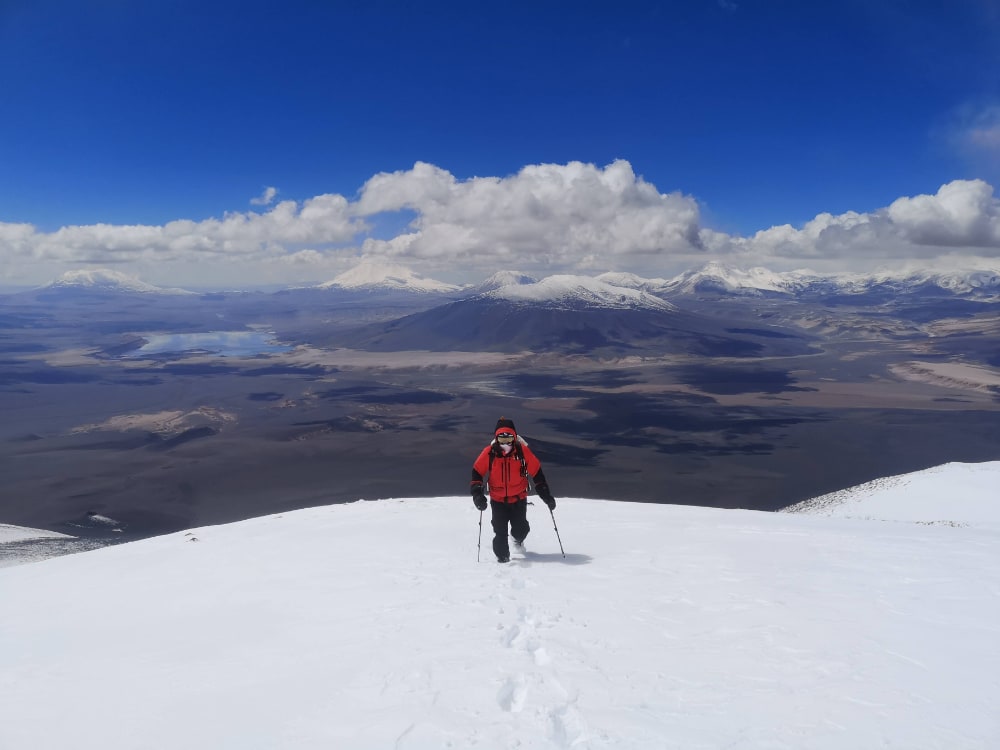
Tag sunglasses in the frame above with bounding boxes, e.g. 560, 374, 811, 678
496, 433, 515, 442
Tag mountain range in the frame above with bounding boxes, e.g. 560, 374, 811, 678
655, 262, 1000, 301
20, 261, 997, 358
29, 262, 1000, 303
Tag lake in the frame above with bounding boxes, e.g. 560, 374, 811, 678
129, 331, 293, 357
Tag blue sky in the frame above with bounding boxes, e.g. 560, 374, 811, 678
1, 0, 999, 287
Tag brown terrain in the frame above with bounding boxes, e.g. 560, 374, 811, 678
1, 288, 998, 545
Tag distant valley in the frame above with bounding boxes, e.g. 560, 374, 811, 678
1, 263, 998, 543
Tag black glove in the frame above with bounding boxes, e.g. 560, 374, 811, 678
536, 484, 556, 510
472, 487, 488, 511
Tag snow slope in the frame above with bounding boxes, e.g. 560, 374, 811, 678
785, 461, 1000, 526
1, 468, 998, 749
0, 524, 72, 544
0, 525, 107, 568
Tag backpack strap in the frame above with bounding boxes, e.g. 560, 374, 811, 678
487, 450, 494, 492
515, 440, 529, 478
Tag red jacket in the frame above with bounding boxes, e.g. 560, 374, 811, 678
472, 439, 543, 503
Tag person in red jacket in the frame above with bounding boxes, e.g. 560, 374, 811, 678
471, 417, 556, 563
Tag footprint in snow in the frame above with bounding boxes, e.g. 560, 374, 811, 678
551, 702, 589, 747
502, 623, 523, 648
496, 674, 528, 713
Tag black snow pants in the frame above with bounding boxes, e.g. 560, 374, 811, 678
491, 499, 529, 559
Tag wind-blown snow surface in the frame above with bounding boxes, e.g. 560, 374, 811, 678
785, 461, 1000, 526
2, 476, 999, 749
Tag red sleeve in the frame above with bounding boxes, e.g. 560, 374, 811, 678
471, 446, 492, 484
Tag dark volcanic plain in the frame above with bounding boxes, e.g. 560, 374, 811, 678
2, 285, 999, 545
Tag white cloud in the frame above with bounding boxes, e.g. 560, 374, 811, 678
1, 163, 999, 287
250, 186, 279, 206
887, 179, 1000, 247
354, 160, 704, 273
0, 197, 367, 279
712, 179, 1000, 270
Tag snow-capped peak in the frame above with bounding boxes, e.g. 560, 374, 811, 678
594, 271, 671, 292
474, 270, 538, 293
666, 262, 794, 295
42, 269, 193, 295
487, 274, 676, 310
319, 260, 459, 293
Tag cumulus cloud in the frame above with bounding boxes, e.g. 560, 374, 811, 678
887, 180, 1000, 247
353, 164, 1000, 275
2, 197, 365, 267
1, 161, 999, 287
354, 160, 704, 272
711, 179, 1000, 270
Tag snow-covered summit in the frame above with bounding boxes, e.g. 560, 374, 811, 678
487, 274, 677, 311
319, 260, 459, 293
666, 262, 796, 296
473, 270, 538, 293
41, 269, 193, 295
594, 271, 671, 293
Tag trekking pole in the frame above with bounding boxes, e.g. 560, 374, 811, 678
477, 510, 483, 562
549, 508, 565, 558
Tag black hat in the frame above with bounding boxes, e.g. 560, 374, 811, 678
494, 417, 516, 436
